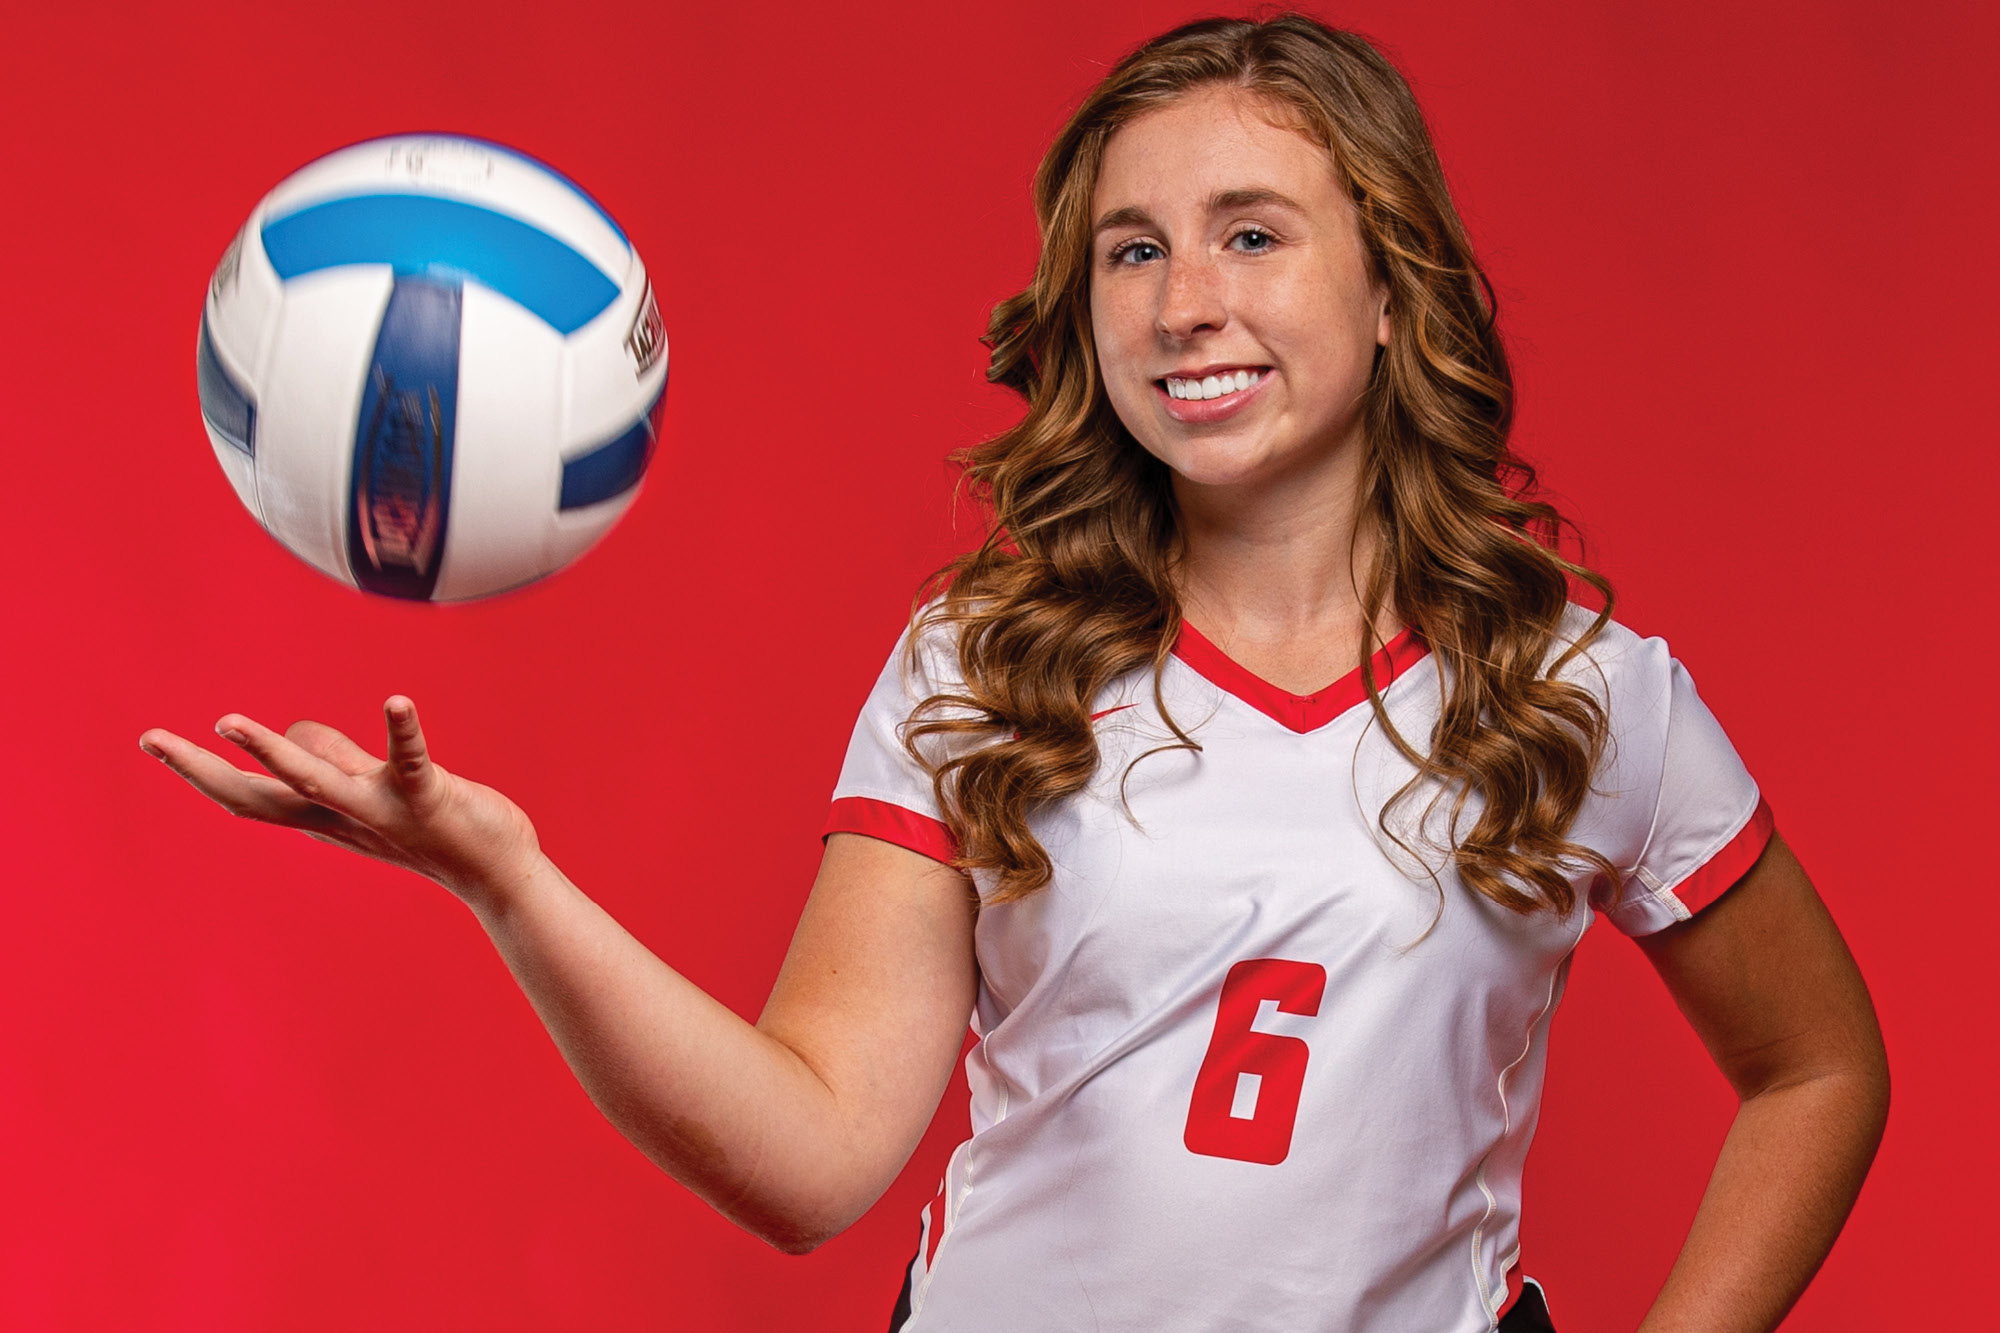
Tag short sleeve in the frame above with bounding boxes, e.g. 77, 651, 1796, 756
1585, 628, 1775, 936
821, 621, 963, 865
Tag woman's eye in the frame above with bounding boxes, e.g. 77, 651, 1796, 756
1109, 240, 1162, 265
1230, 228, 1275, 253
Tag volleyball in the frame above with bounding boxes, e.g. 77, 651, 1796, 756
195, 134, 666, 601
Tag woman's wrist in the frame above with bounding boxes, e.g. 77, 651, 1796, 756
455, 846, 562, 925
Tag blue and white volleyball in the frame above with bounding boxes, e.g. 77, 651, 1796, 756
196, 134, 666, 601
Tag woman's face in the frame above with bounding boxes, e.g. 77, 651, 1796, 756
1089, 86, 1389, 498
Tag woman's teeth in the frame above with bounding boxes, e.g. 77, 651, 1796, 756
1165, 369, 1262, 400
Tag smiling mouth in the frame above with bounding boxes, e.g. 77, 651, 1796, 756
1161, 368, 1266, 400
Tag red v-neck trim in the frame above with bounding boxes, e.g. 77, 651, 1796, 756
1172, 621, 1431, 733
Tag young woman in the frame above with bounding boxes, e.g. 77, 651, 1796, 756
141, 15, 1887, 1332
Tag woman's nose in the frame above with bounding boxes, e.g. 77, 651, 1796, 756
1155, 253, 1226, 340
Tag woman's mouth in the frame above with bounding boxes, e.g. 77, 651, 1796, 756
1156, 367, 1270, 422
1163, 368, 1264, 400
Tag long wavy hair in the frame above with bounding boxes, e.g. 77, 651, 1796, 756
907, 13, 1616, 914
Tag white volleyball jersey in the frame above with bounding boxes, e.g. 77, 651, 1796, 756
825, 611, 1772, 1332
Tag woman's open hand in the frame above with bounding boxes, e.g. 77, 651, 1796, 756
139, 697, 543, 912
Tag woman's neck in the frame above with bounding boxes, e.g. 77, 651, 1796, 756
1170, 453, 1400, 693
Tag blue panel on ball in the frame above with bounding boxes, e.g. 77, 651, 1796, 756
347, 276, 461, 601
262, 194, 620, 334
559, 380, 666, 510
196, 314, 257, 455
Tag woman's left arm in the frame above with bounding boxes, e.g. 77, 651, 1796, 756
1633, 832, 1889, 1332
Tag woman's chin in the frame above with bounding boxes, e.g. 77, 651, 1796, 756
1159, 440, 1360, 500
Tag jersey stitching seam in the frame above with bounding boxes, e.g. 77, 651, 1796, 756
1620, 664, 1680, 898
913, 1082, 995, 1317
1467, 910, 1588, 1325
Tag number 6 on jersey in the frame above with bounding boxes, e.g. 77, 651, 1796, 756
1184, 958, 1327, 1165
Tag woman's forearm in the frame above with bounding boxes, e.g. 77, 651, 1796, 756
1636, 1063, 1889, 1332
471, 856, 868, 1252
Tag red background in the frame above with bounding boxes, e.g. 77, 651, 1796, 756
3, 1, 1992, 1327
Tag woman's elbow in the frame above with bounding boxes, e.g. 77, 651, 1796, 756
712, 1183, 874, 1256
745, 1205, 860, 1256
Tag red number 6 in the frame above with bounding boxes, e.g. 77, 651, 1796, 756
1183, 957, 1327, 1165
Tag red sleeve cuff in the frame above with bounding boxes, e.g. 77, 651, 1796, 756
822, 796, 959, 866
1670, 795, 1776, 916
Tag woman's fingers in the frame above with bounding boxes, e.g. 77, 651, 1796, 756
214, 713, 368, 819
139, 728, 348, 830
144, 694, 454, 850
285, 719, 379, 776
382, 696, 442, 800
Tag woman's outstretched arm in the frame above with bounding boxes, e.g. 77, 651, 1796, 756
1634, 833, 1889, 1332
139, 699, 978, 1254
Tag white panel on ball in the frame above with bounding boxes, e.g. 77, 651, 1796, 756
549, 487, 645, 573
564, 261, 666, 447
201, 430, 262, 524
434, 282, 565, 602
255, 267, 395, 585
204, 226, 284, 382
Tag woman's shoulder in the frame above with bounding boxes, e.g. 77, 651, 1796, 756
1552, 603, 1679, 658
1545, 603, 1679, 709
871, 597, 974, 706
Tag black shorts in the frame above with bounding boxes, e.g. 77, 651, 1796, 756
1499, 1279, 1558, 1332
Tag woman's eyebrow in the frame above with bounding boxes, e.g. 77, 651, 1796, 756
1093, 205, 1154, 236
1209, 187, 1305, 214
1092, 189, 1308, 237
